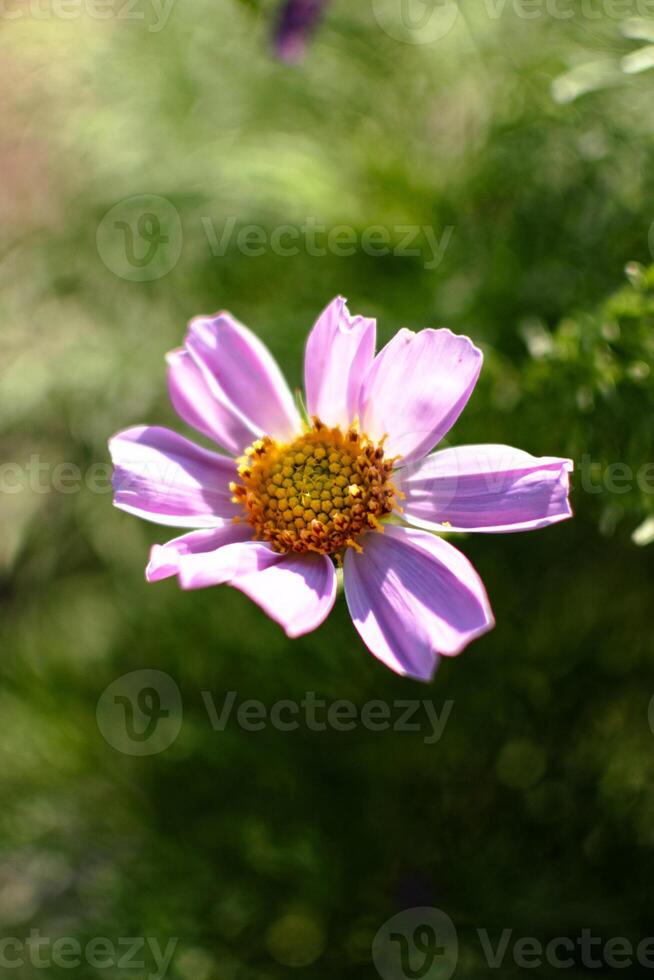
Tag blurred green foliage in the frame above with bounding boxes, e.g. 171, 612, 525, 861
1, 0, 654, 977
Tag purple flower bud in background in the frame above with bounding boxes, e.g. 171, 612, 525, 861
274, 0, 329, 63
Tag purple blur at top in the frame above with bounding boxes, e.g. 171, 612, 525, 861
274, 0, 329, 62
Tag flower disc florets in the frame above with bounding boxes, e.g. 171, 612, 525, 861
231, 418, 399, 556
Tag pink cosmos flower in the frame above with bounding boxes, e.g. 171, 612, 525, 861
109, 298, 573, 682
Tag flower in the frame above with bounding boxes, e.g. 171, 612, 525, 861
273, 0, 328, 63
109, 297, 573, 682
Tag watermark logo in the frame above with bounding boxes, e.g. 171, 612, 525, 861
372, 0, 654, 45
371, 0, 460, 45
647, 693, 654, 736
96, 195, 182, 281
96, 206, 451, 276
0, 931, 177, 978
372, 907, 458, 980
202, 216, 453, 271
203, 691, 453, 744
373, 907, 654, 974
97, 681, 453, 754
0, 0, 175, 29
96, 669, 183, 756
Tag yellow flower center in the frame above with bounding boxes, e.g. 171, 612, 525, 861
231, 418, 400, 557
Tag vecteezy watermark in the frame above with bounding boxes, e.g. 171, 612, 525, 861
95, 196, 454, 281
0, 456, 112, 496
474, 930, 654, 970
96, 670, 183, 757
372, 907, 654, 978
201, 217, 453, 271
371, 0, 654, 45
372, 0, 460, 44
202, 691, 453, 744
5, 452, 654, 499
0, 931, 177, 978
373, 907, 458, 980
577, 454, 654, 495
0, 0, 175, 30
96, 195, 183, 282
96, 672, 454, 755
647, 693, 654, 736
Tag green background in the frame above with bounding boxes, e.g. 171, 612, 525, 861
2, 0, 654, 976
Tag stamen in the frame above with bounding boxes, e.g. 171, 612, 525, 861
232, 419, 400, 556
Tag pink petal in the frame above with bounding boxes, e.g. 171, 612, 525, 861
167, 348, 259, 457
304, 296, 376, 428
178, 540, 336, 638
177, 539, 268, 588
109, 426, 240, 528
146, 524, 252, 582
359, 328, 483, 466
186, 312, 300, 442
343, 525, 494, 681
399, 444, 574, 533
231, 549, 337, 638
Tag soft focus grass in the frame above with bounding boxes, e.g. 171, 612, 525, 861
2, 1, 654, 977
